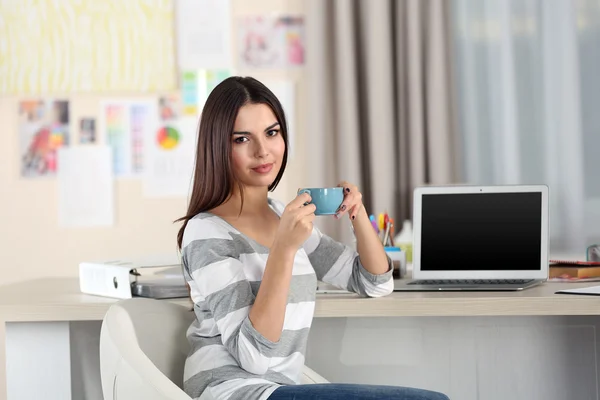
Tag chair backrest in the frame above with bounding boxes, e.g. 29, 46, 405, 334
99, 298, 194, 400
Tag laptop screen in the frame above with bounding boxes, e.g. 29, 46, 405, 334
420, 192, 542, 271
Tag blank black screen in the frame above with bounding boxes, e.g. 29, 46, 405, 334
420, 192, 542, 271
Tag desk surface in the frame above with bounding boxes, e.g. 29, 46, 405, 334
0, 277, 600, 320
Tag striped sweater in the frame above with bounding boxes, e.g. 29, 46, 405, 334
181, 198, 394, 400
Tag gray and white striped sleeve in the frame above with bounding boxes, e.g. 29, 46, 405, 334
302, 225, 394, 297
183, 220, 278, 375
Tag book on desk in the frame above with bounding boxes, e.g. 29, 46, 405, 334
549, 260, 600, 279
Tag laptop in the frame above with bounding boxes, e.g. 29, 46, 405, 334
394, 185, 549, 291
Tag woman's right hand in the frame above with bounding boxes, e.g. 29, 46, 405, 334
273, 193, 316, 252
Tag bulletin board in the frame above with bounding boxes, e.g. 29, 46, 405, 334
0, 0, 307, 287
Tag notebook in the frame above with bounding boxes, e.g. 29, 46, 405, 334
556, 285, 600, 296
393, 185, 549, 291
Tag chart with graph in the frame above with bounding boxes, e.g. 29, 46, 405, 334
156, 126, 180, 150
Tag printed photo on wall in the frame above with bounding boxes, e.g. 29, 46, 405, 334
19, 99, 70, 178
79, 118, 96, 144
237, 15, 305, 68
159, 94, 181, 121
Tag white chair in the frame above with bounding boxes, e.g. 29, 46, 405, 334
99, 298, 328, 400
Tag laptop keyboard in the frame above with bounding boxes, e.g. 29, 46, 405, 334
408, 279, 534, 285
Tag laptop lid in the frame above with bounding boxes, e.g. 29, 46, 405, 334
412, 185, 549, 280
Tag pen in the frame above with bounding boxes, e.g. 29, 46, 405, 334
369, 215, 380, 233
382, 223, 391, 246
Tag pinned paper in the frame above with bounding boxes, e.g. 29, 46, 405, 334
19, 99, 70, 178
181, 71, 200, 116
57, 146, 114, 227
176, 0, 232, 69
99, 100, 158, 177
181, 69, 233, 117
143, 95, 197, 197
79, 118, 96, 144
238, 15, 305, 68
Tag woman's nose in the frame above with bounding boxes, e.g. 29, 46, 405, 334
254, 140, 269, 158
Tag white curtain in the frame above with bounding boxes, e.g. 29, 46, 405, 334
452, 0, 600, 254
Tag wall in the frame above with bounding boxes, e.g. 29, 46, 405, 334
0, 0, 308, 286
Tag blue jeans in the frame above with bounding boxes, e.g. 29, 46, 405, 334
268, 384, 449, 400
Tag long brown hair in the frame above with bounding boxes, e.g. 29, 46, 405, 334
176, 76, 289, 249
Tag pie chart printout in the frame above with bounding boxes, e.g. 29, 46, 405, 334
156, 126, 180, 150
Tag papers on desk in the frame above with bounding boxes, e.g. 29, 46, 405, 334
556, 285, 600, 296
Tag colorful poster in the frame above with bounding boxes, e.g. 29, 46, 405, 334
19, 99, 70, 178
104, 103, 129, 175
181, 71, 199, 116
130, 103, 149, 174
279, 16, 305, 66
79, 118, 96, 144
0, 0, 175, 94
238, 15, 305, 68
182, 69, 232, 117
144, 95, 196, 197
99, 100, 158, 177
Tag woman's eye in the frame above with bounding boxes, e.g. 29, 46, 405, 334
234, 136, 248, 144
267, 129, 279, 137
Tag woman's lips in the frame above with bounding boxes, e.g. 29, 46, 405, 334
251, 163, 273, 174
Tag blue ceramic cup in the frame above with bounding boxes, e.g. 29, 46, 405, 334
297, 187, 344, 215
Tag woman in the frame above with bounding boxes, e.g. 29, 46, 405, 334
177, 77, 449, 400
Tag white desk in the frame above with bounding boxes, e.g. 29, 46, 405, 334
1, 278, 600, 399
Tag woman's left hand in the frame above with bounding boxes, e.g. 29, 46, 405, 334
335, 181, 365, 221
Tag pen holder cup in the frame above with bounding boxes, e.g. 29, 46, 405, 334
385, 247, 406, 279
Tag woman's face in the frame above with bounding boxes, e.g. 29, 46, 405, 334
231, 103, 285, 189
